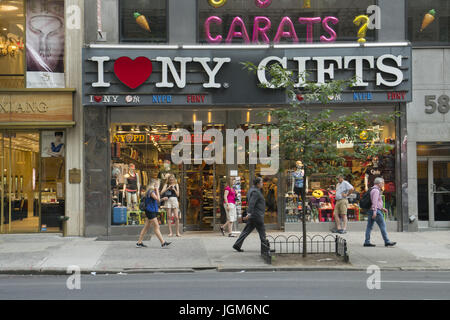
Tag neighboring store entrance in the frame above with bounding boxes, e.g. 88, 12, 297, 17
417, 157, 450, 228
0, 131, 66, 234
0, 132, 40, 233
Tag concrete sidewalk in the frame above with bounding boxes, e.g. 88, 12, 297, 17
0, 230, 449, 274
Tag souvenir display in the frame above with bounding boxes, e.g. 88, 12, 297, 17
134, 12, 151, 32
420, 9, 436, 32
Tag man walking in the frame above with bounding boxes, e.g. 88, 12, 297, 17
233, 177, 269, 252
364, 177, 396, 247
332, 174, 354, 234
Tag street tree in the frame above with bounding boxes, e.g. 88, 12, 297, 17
243, 62, 400, 257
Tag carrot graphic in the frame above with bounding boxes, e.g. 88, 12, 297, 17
134, 12, 151, 32
420, 9, 436, 32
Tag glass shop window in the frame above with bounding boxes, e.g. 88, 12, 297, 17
0, 0, 65, 89
120, 0, 167, 43
283, 122, 398, 224
199, 0, 376, 44
0, 0, 25, 88
408, 0, 450, 46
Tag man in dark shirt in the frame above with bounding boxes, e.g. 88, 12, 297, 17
232, 177, 269, 252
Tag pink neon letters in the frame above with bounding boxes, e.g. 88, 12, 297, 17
226, 16, 250, 44
254, 0, 272, 9
205, 16, 223, 43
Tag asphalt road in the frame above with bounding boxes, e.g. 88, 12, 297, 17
1, 271, 450, 300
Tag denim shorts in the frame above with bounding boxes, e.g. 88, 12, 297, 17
145, 211, 158, 220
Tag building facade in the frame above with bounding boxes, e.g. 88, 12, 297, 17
80, 0, 417, 238
406, 1, 450, 230
0, 0, 84, 235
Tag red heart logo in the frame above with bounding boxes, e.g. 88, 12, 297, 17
114, 56, 153, 89
94, 96, 102, 103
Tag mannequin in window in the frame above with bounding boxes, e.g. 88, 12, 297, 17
123, 163, 140, 210
111, 165, 121, 205
364, 156, 382, 191
267, 177, 278, 220
292, 161, 305, 200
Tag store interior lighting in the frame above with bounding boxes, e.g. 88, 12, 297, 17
0, 5, 19, 12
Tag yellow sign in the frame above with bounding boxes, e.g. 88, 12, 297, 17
113, 134, 146, 144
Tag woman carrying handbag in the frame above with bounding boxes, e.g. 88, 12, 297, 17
136, 179, 171, 248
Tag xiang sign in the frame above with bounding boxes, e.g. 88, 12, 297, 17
0, 91, 73, 122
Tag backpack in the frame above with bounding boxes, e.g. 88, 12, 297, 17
359, 188, 374, 211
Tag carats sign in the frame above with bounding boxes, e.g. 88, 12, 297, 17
205, 0, 341, 44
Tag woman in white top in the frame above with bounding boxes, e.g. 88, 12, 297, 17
161, 174, 181, 237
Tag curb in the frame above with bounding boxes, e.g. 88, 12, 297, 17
3, 266, 450, 275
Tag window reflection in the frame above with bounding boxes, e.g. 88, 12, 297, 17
0, 0, 25, 88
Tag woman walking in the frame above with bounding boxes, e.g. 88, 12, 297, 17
220, 177, 237, 237
136, 179, 171, 248
161, 174, 181, 237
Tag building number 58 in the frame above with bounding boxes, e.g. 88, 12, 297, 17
425, 95, 450, 114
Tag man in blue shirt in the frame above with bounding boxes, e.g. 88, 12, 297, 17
332, 174, 354, 234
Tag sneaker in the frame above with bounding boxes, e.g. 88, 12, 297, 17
385, 242, 397, 247
232, 245, 244, 252
331, 228, 340, 233
363, 243, 376, 247
338, 230, 347, 234
161, 241, 172, 248
136, 242, 147, 248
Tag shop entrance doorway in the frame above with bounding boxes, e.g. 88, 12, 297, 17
184, 163, 220, 231
0, 131, 40, 233
417, 157, 450, 228
0, 130, 65, 234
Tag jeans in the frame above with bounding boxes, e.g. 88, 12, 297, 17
365, 209, 390, 244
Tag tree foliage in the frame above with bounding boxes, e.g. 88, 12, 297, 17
242, 61, 400, 256
242, 61, 400, 179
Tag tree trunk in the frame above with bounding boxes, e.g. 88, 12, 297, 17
301, 171, 307, 257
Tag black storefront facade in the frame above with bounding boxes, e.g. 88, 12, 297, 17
82, 43, 412, 238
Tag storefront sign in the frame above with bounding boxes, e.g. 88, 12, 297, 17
113, 134, 147, 144
387, 91, 407, 100
83, 45, 412, 105
0, 91, 73, 122
353, 92, 373, 101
